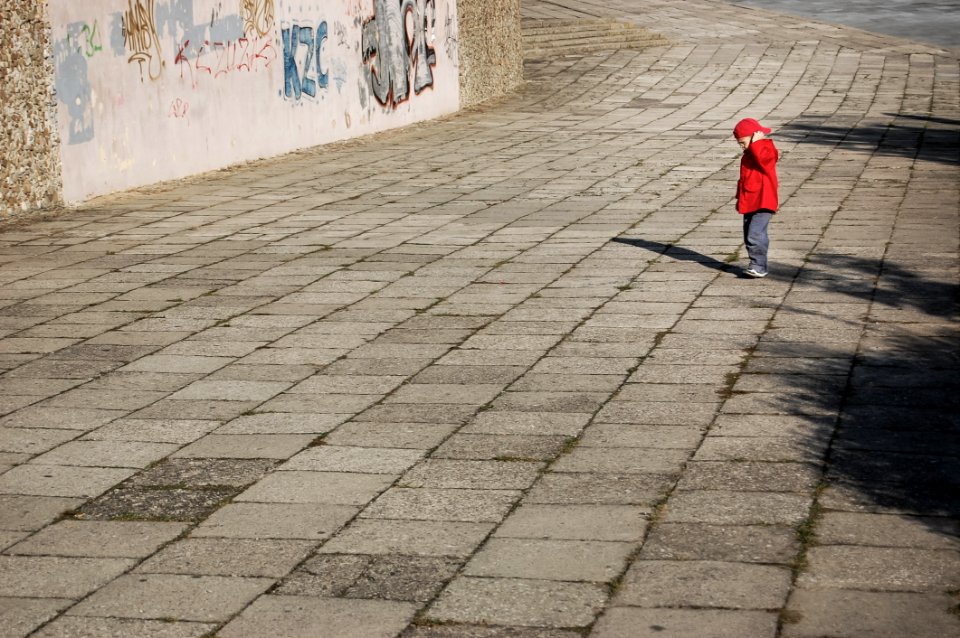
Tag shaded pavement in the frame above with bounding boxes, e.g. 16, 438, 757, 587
1, 1, 958, 636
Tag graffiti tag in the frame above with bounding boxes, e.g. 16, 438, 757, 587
241, 0, 275, 37
75, 21, 104, 58
170, 98, 190, 118
175, 36, 276, 88
362, 0, 437, 107
122, 0, 163, 81
281, 22, 329, 100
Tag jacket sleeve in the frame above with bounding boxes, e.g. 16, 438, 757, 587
746, 142, 778, 175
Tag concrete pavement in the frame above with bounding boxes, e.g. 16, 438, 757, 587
1, 0, 958, 636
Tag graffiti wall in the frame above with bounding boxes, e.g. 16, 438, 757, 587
47, 0, 460, 203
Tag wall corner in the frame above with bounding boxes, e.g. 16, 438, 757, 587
456, 0, 523, 109
1, 0, 63, 220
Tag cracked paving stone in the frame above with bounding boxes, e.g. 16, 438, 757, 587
0, 495, 85, 531
276, 554, 371, 597
278, 554, 461, 602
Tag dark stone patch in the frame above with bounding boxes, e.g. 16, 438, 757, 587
129, 458, 278, 489
640, 522, 800, 564
625, 97, 665, 108
277, 554, 462, 602
75, 487, 234, 521
344, 555, 462, 602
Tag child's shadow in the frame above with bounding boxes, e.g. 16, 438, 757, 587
610, 237, 742, 275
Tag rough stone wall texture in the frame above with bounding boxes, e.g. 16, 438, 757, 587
457, 0, 523, 108
0, 0, 62, 219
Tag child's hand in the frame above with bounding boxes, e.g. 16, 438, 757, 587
751, 131, 765, 143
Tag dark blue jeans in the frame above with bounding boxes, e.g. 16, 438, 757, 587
743, 210, 773, 273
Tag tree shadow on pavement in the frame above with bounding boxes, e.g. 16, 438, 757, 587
776, 120, 960, 166
757, 253, 959, 535
803, 253, 958, 319
614, 236, 960, 531
764, 329, 960, 527
887, 113, 960, 127
831, 328, 960, 519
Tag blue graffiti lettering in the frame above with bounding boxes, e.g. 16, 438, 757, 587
282, 25, 301, 98
299, 26, 316, 97
317, 21, 329, 90
282, 21, 328, 101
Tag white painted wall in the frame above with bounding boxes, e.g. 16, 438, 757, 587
49, 0, 460, 204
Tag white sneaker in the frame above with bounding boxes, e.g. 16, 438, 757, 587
744, 268, 768, 278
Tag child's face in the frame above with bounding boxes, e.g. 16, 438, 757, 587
737, 130, 765, 151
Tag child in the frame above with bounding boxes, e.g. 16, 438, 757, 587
733, 118, 779, 278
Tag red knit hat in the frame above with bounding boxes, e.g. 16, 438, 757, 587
733, 118, 772, 139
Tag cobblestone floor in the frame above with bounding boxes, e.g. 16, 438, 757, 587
1, 1, 958, 636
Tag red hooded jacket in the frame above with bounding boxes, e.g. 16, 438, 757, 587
736, 138, 779, 214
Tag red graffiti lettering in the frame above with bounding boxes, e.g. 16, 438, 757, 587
174, 35, 275, 89
169, 98, 189, 118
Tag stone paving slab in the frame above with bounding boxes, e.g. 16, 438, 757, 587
591, 607, 779, 638
0, 465, 135, 499
217, 596, 417, 638
317, 520, 496, 557
464, 537, 634, 581
322, 421, 459, 449
0, 598, 74, 638
31, 617, 216, 638
6, 520, 187, 558
1, 0, 958, 635
426, 577, 608, 627
616, 560, 793, 609
0, 555, 134, 599
639, 522, 799, 565
799, 546, 960, 591
782, 590, 960, 638
67, 573, 273, 622
191, 502, 359, 540
402, 626, 581, 638
282, 445, 424, 474
135, 537, 315, 578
